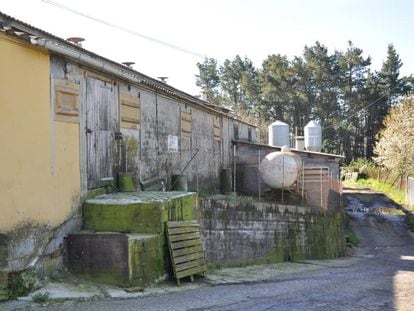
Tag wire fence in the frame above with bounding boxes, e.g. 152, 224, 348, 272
130, 143, 342, 210
234, 144, 342, 210
138, 147, 223, 192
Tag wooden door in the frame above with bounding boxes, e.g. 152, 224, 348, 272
86, 78, 115, 189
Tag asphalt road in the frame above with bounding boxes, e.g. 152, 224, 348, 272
10, 189, 414, 311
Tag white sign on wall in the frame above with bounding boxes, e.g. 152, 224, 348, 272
168, 135, 178, 152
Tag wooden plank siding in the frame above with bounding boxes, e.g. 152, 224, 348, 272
213, 116, 221, 141
166, 220, 206, 286
120, 92, 140, 129
86, 78, 116, 189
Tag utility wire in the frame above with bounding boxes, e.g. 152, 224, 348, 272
40, 0, 207, 59
323, 93, 387, 131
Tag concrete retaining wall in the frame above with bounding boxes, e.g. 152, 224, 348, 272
200, 197, 346, 266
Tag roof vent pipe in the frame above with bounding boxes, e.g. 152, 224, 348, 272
200, 90, 208, 101
66, 37, 85, 47
295, 136, 305, 151
122, 62, 135, 68
157, 76, 168, 83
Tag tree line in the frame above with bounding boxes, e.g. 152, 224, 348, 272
196, 41, 413, 162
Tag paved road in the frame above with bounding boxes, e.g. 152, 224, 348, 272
10, 189, 414, 310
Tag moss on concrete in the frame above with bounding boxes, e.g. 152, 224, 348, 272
84, 202, 163, 233
128, 234, 164, 287
76, 193, 198, 287
0, 234, 8, 301
119, 173, 136, 192
201, 198, 346, 267
7, 268, 40, 299
85, 188, 107, 200
84, 193, 197, 234
0, 271, 8, 301
68, 234, 165, 288
163, 194, 197, 222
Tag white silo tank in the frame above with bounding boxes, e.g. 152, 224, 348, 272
259, 147, 302, 189
304, 120, 322, 152
268, 120, 289, 147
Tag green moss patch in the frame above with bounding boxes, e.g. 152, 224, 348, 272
7, 269, 40, 299
406, 215, 414, 232
345, 227, 360, 246
201, 198, 346, 267
83, 193, 197, 234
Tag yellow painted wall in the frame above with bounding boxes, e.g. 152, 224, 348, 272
0, 34, 80, 232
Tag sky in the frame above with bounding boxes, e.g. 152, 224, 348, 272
1, 0, 414, 96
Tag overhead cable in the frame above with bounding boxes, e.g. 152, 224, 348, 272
40, 0, 207, 58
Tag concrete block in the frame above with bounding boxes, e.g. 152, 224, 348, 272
83, 192, 197, 233
200, 198, 346, 266
44, 216, 81, 255
67, 232, 164, 288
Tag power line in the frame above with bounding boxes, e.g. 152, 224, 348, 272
323, 92, 389, 131
40, 0, 207, 59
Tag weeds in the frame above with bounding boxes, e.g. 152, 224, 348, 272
344, 178, 406, 206
345, 227, 360, 246
406, 215, 414, 232
32, 292, 50, 303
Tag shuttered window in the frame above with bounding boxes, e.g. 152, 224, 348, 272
120, 92, 140, 129
181, 111, 192, 138
213, 117, 221, 141
54, 79, 80, 123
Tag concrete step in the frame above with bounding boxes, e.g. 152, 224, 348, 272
83, 192, 197, 234
67, 232, 165, 288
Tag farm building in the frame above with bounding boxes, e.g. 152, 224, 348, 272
0, 11, 347, 300
0, 11, 256, 297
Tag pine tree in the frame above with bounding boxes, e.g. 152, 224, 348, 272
196, 58, 220, 104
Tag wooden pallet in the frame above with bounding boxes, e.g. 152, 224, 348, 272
166, 220, 207, 286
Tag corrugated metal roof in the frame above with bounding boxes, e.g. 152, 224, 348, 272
0, 11, 256, 127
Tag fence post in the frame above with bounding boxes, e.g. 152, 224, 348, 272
233, 144, 237, 195
301, 165, 305, 206
258, 147, 261, 201
320, 167, 323, 209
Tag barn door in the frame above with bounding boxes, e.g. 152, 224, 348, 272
86, 78, 115, 189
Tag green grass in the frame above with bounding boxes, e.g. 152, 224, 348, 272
344, 177, 414, 232
344, 178, 406, 206
345, 227, 360, 246
407, 215, 414, 232
32, 292, 50, 303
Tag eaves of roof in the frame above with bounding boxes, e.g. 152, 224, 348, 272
0, 11, 256, 128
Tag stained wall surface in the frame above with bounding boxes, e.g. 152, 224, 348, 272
0, 35, 81, 273
0, 34, 80, 233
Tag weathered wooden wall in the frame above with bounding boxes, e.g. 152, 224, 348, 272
50, 56, 256, 193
